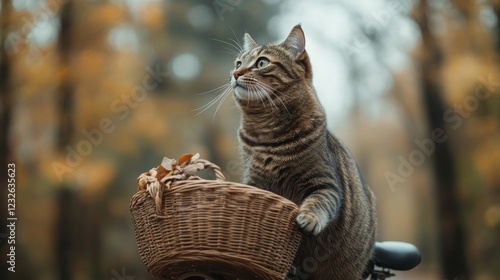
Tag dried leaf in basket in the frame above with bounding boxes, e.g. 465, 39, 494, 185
155, 164, 173, 183
178, 153, 194, 165
137, 168, 157, 191
160, 156, 176, 171
137, 153, 204, 191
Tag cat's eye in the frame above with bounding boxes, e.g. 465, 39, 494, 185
236, 61, 242, 68
255, 57, 269, 69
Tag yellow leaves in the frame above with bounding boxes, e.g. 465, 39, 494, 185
112, 131, 141, 157
471, 136, 500, 187
484, 205, 500, 228
100, 4, 126, 24
14, 55, 59, 97
76, 50, 103, 79
126, 98, 194, 149
138, 3, 164, 29
86, 4, 126, 30
441, 54, 480, 104
77, 159, 116, 199
45, 155, 116, 198
470, 118, 497, 137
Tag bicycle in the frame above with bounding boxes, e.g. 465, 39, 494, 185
363, 241, 421, 280
173, 241, 421, 280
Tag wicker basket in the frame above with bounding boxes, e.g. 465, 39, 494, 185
130, 154, 302, 280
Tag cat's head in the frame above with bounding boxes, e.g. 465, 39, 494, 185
231, 25, 313, 106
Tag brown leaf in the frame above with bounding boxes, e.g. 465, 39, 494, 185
155, 164, 172, 182
178, 153, 194, 165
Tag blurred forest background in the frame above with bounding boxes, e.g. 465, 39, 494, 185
1, 0, 500, 279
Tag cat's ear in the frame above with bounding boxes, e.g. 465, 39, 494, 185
243, 33, 258, 51
282, 25, 306, 60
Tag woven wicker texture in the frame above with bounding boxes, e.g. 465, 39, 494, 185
130, 154, 302, 280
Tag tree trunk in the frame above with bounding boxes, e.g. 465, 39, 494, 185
489, 2, 500, 53
55, 1, 76, 279
0, 1, 13, 279
414, 1, 470, 279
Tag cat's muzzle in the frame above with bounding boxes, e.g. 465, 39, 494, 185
233, 84, 250, 101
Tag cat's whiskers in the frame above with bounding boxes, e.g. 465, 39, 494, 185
209, 38, 243, 55
227, 38, 243, 53
252, 83, 276, 109
248, 84, 267, 108
212, 85, 233, 123
193, 83, 232, 118
246, 78, 270, 108
196, 83, 231, 96
221, 47, 241, 57
255, 81, 291, 116
194, 90, 226, 115
228, 27, 244, 52
245, 78, 275, 109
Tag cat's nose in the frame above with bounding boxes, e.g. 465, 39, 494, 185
233, 71, 243, 80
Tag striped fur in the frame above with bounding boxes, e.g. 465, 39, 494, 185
231, 25, 376, 279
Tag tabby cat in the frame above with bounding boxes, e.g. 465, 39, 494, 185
230, 25, 377, 279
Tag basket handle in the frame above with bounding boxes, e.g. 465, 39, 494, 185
194, 158, 226, 181
136, 153, 226, 214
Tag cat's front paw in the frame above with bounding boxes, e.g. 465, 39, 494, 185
296, 210, 325, 235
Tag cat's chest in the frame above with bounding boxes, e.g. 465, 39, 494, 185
246, 154, 301, 195
244, 152, 282, 173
